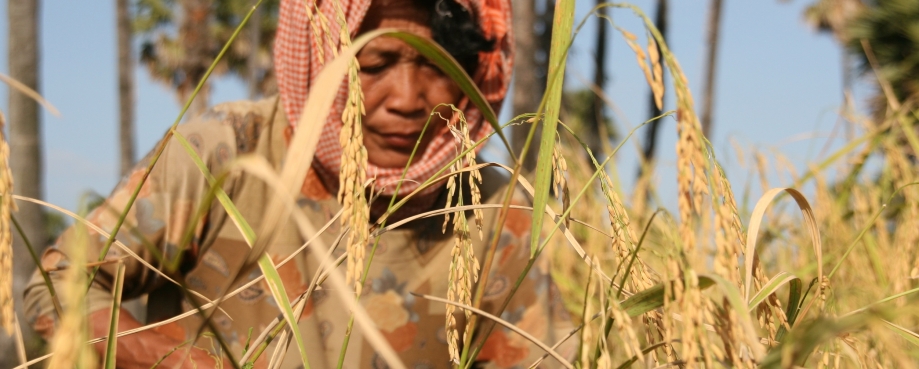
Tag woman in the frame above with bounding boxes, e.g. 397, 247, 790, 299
24, 0, 572, 367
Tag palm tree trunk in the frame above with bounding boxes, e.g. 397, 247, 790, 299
512, 0, 541, 173
641, 0, 668, 167
700, 0, 723, 139
587, 0, 608, 160
4, 0, 45, 365
117, 0, 136, 176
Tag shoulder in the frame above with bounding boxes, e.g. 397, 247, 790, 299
184, 96, 282, 156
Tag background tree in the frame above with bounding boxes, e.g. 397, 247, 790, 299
584, 0, 610, 160
803, 0, 864, 90
802, 0, 864, 139
118, 0, 136, 176
640, 0, 668, 170
845, 0, 919, 121
511, 0, 553, 173
3, 0, 45, 366
700, 0, 724, 139
134, 0, 279, 116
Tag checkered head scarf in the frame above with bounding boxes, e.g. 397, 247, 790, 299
274, 0, 513, 200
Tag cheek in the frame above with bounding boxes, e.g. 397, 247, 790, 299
425, 76, 463, 108
358, 73, 384, 114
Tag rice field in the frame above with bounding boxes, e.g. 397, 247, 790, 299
4, 1, 919, 368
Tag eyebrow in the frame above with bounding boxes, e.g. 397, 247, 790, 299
359, 47, 401, 60
360, 40, 403, 55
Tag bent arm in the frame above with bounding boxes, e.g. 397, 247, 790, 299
22, 110, 240, 361
89, 308, 219, 369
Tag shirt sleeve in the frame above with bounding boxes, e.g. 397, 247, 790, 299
22, 108, 239, 338
474, 189, 577, 369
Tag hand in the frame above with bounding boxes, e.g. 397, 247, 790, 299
89, 308, 224, 369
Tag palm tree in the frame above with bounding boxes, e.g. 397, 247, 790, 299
134, 0, 279, 116
512, 0, 554, 173
118, 0, 136, 176
586, 0, 610, 160
4, 0, 45, 365
804, 0, 865, 43
640, 0, 668, 168
845, 0, 919, 117
700, 0, 724, 139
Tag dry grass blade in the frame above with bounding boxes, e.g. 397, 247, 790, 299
12, 315, 27, 365
12, 195, 228, 315
231, 155, 406, 369
168, 131, 310, 368
413, 293, 574, 369
0, 110, 15, 335
377, 204, 531, 234
367, 160, 615, 283
47, 218, 97, 369
743, 188, 823, 304
0, 72, 62, 116
238, 252, 347, 365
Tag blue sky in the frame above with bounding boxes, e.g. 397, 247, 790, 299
0, 0, 869, 214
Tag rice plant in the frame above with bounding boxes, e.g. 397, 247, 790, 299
4, 1, 919, 368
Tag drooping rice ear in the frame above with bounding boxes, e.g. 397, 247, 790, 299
330, 0, 371, 296
47, 220, 97, 369
0, 110, 14, 336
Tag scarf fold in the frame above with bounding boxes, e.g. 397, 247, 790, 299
274, 0, 513, 199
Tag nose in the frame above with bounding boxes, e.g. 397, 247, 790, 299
383, 63, 427, 119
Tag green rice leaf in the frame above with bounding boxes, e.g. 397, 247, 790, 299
171, 131, 311, 369
748, 271, 800, 311
102, 261, 126, 369
529, 0, 575, 256
760, 312, 884, 368
882, 320, 919, 348
775, 277, 803, 343
621, 276, 715, 317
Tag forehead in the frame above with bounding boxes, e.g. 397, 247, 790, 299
359, 0, 431, 38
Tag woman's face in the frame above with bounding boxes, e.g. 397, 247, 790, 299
357, 0, 464, 168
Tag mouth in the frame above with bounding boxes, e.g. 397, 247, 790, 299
367, 126, 425, 150
378, 133, 422, 149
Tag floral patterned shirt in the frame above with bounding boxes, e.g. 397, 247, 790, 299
24, 97, 574, 368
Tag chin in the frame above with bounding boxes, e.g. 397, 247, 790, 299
368, 156, 411, 169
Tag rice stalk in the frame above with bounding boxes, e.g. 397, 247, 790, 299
595, 280, 613, 369
444, 111, 482, 363
712, 164, 743, 290
333, 0, 371, 294
445, 205, 478, 364
551, 141, 568, 199
605, 274, 644, 363
678, 272, 717, 369
578, 263, 596, 368
0, 110, 15, 336
46, 216, 97, 369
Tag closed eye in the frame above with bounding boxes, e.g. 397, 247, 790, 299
360, 62, 389, 75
